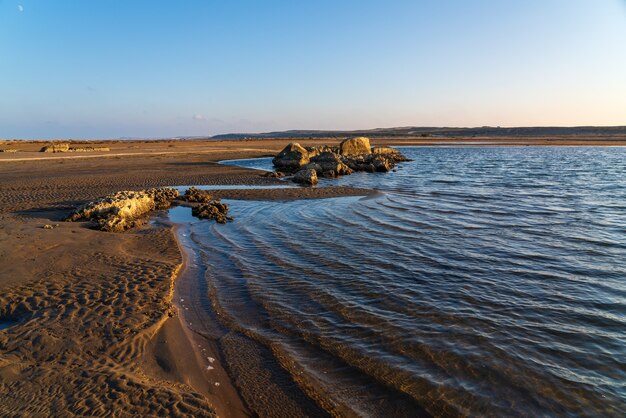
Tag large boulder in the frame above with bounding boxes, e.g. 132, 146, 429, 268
292, 168, 318, 186
339, 137, 371, 156
272, 142, 310, 170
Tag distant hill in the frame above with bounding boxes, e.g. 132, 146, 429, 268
210, 126, 626, 140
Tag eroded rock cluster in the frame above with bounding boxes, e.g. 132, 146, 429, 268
67, 188, 180, 232
272, 137, 408, 186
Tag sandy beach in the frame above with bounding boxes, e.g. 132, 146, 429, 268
0, 137, 376, 417
0, 136, 624, 416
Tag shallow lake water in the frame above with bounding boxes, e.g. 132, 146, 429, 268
173, 146, 626, 416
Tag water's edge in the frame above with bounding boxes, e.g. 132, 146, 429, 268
163, 207, 347, 417
155, 147, 626, 416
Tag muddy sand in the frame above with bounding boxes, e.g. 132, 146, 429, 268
0, 136, 624, 416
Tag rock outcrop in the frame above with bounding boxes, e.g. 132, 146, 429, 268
66, 188, 180, 232
293, 168, 318, 186
272, 137, 408, 186
191, 201, 232, 224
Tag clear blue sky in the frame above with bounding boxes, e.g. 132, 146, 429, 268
1, 0, 625, 139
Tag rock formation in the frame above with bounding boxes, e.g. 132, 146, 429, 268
271, 137, 408, 186
66, 188, 180, 232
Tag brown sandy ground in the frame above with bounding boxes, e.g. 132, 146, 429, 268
0, 219, 219, 416
0, 136, 622, 417
0, 140, 372, 417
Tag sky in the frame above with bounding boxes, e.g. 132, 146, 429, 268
1, 1, 625, 139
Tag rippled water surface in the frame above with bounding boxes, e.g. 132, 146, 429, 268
178, 147, 626, 416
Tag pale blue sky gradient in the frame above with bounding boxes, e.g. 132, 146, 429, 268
1, 0, 625, 139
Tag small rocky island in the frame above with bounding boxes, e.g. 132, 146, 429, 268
271, 137, 408, 185
67, 187, 232, 232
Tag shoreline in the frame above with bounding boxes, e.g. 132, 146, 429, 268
2, 136, 626, 163
1, 137, 623, 416
166, 220, 250, 417
162, 188, 378, 416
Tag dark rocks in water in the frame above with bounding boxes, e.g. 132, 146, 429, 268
340, 150, 406, 173
183, 188, 233, 224
272, 142, 310, 170
183, 187, 214, 203
292, 168, 318, 186
310, 152, 353, 177
191, 200, 233, 224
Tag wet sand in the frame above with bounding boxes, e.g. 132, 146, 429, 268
0, 136, 624, 416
